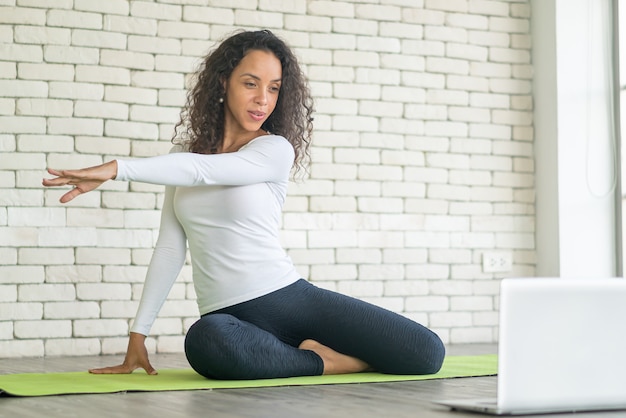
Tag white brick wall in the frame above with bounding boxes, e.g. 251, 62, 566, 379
0, 0, 534, 358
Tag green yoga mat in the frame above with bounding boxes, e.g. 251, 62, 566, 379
0, 354, 497, 397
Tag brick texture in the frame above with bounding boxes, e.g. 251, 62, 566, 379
0, 0, 534, 357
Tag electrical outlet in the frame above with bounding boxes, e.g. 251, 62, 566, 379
482, 251, 512, 273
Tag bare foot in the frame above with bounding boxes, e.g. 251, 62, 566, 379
299, 339, 371, 375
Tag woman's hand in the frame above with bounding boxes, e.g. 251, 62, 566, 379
89, 332, 157, 375
42, 160, 118, 203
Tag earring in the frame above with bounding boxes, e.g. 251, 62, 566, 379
219, 97, 224, 103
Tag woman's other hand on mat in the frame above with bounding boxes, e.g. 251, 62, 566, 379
89, 332, 158, 375
42, 160, 118, 204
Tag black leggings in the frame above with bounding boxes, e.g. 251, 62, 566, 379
184, 279, 445, 380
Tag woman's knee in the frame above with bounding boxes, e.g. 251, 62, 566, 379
381, 328, 446, 375
184, 314, 240, 379
409, 330, 446, 375
186, 313, 236, 347
420, 331, 446, 374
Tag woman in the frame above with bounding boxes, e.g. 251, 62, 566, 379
43, 30, 445, 380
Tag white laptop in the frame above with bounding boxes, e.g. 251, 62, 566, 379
435, 277, 626, 415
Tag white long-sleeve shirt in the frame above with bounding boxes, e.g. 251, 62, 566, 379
115, 135, 302, 336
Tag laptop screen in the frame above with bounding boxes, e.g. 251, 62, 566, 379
497, 278, 626, 412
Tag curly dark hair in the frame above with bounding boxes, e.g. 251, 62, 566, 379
172, 29, 314, 178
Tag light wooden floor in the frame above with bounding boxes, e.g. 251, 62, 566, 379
1, 344, 625, 418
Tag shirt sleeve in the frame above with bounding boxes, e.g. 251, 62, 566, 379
115, 135, 294, 187
129, 184, 188, 336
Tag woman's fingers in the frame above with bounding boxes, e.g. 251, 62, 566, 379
88, 364, 134, 374
42, 176, 102, 203
141, 362, 158, 375
88, 362, 157, 375
43, 161, 117, 188
59, 187, 82, 204
43, 164, 116, 203
42, 169, 83, 188
46, 168, 64, 177
42, 171, 69, 187
42, 170, 80, 202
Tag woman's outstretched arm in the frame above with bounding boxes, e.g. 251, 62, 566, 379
43, 136, 293, 202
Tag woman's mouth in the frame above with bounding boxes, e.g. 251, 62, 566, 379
249, 111, 266, 121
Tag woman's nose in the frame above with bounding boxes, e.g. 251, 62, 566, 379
255, 89, 268, 105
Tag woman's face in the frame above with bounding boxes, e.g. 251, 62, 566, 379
223, 49, 282, 139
